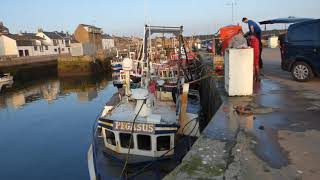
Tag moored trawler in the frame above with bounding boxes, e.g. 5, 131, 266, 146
0, 73, 13, 83
88, 25, 202, 179
0, 73, 14, 92
110, 57, 123, 72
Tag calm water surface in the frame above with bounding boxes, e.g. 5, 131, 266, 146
0, 74, 116, 180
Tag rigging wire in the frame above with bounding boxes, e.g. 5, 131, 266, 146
119, 99, 146, 178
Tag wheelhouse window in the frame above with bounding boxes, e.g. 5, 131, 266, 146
137, 135, 151, 151
105, 129, 116, 146
120, 133, 134, 149
157, 136, 170, 151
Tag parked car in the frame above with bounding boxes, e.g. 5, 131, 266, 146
281, 19, 320, 82
201, 40, 212, 49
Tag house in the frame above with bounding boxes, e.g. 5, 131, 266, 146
0, 34, 18, 57
0, 33, 50, 57
101, 34, 115, 50
36, 30, 71, 54
0, 22, 9, 35
74, 24, 103, 50
55, 31, 72, 52
70, 39, 95, 57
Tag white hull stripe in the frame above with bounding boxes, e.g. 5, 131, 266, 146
155, 127, 178, 131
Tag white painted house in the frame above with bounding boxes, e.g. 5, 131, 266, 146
36, 30, 71, 55
0, 33, 51, 57
0, 35, 18, 57
102, 34, 115, 50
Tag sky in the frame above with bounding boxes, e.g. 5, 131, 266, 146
0, 0, 319, 36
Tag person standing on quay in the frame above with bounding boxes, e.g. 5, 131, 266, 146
248, 33, 261, 81
242, 17, 263, 68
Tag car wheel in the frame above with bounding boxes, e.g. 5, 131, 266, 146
291, 61, 314, 82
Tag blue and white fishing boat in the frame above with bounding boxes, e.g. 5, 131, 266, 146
88, 25, 201, 180
111, 57, 123, 72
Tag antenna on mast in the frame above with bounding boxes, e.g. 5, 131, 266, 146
226, 0, 238, 24
144, 0, 151, 24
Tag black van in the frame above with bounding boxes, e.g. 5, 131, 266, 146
281, 19, 320, 82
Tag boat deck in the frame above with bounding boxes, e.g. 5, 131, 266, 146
103, 96, 177, 125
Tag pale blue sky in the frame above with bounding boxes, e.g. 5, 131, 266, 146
0, 0, 319, 36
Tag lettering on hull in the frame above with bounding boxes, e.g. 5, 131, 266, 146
113, 121, 155, 134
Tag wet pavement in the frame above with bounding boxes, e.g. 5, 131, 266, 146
233, 48, 320, 180
165, 49, 320, 180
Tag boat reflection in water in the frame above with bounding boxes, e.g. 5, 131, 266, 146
0, 76, 110, 109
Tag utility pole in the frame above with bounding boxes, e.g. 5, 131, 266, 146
226, 1, 237, 24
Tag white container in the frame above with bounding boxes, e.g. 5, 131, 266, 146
224, 48, 253, 96
268, 36, 279, 48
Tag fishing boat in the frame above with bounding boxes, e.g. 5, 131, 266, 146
0, 73, 13, 84
88, 25, 202, 179
110, 57, 123, 72
0, 73, 14, 92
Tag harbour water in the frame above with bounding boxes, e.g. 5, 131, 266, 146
0, 68, 116, 180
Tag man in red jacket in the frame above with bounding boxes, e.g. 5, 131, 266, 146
248, 33, 260, 81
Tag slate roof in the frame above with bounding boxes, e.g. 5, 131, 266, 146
80, 24, 102, 30
3, 34, 43, 46
42, 31, 64, 39
21, 33, 45, 40
102, 34, 112, 39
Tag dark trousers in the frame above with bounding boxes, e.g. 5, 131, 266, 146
257, 34, 263, 68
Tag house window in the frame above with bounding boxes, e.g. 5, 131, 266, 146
62, 48, 64, 51
120, 133, 134, 149
24, 50, 29, 56
105, 130, 116, 146
45, 46, 48, 50
137, 135, 151, 151
68, 48, 70, 52
34, 46, 38, 51
40, 46, 44, 52
19, 50, 24, 57
157, 136, 170, 151
54, 49, 57, 52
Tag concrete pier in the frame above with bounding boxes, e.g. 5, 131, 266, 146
165, 49, 320, 180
